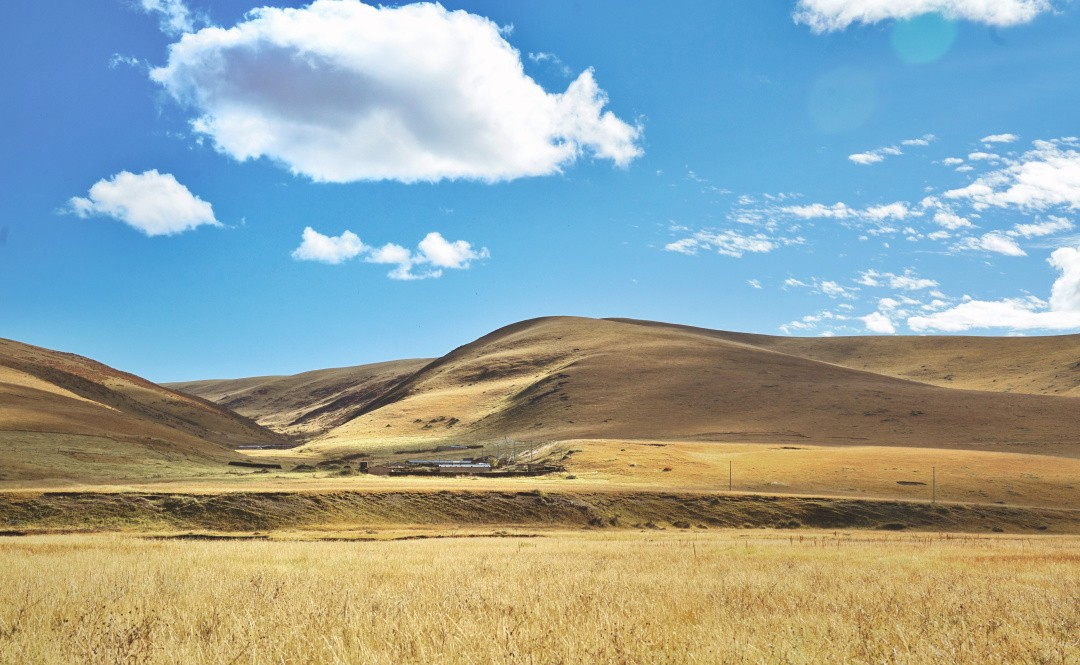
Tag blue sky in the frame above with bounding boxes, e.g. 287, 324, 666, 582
4, 0, 1080, 381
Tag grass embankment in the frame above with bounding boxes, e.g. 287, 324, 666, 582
0, 489, 1076, 533
0, 531, 1077, 664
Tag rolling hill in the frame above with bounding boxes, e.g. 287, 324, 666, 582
174, 317, 1080, 457
0, 338, 288, 483
167, 359, 430, 439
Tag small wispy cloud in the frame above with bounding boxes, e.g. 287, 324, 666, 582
954, 232, 1027, 256
848, 134, 935, 166
527, 51, 572, 77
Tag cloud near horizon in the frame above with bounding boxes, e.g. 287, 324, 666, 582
794, 0, 1054, 32
69, 169, 219, 236
908, 245, 1080, 331
150, 0, 642, 184
293, 228, 488, 280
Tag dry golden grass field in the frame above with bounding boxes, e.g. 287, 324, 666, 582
0, 530, 1077, 664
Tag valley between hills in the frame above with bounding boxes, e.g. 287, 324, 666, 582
2, 316, 1079, 533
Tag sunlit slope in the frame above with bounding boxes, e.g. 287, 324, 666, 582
314, 317, 1080, 455
0, 338, 286, 479
167, 359, 431, 439
610, 319, 1080, 397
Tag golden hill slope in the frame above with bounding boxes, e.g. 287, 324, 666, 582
306, 317, 1080, 456
166, 359, 431, 439
0, 338, 287, 482
608, 320, 1080, 397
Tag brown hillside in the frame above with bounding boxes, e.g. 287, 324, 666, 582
309, 317, 1080, 456
167, 359, 431, 439
0, 338, 287, 482
608, 319, 1080, 397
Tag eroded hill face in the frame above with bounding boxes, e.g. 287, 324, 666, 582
0, 338, 288, 482
302, 317, 1080, 457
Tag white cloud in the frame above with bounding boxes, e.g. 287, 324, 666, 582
783, 277, 858, 299
981, 133, 1019, 144
140, 0, 196, 36
528, 51, 571, 77
819, 280, 855, 298
847, 135, 933, 166
1010, 216, 1074, 238
367, 232, 489, 280
782, 202, 855, 219
858, 269, 938, 290
747, 279, 763, 289
779, 309, 851, 335
945, 140, 1080, 211
794, 0, 1053, 32
942, 157, 965, 166
664, 230, 792, 258
891, 272, 937, 290
934, 210, 974, 229
849, 152, 886, 165
902, 134, 936, 147
150, 1, 642, 184
955, 232, 1027, 256
417, 231, 486, 269
69, 169, 219, 236
292, 228, 488, 279
909, 246, 1080, 332
967, 151, 1000, 162
860, 311, 896, 334
292, 227, 366, 264
780, 201, 914, 223
865, 202, 913, 221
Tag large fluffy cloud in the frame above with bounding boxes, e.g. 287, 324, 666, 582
908, 245, 1080, 331
150, 1, 642, 183
794, 0, 1054, 32
293, 228, 488, 280
69, 170, 219, 236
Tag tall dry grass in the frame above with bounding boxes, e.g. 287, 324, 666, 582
0, 531, 1077, 664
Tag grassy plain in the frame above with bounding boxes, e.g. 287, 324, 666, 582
9, 439, 1075, 514
0, 530, 1077, 664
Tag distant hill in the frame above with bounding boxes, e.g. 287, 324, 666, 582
625, 321, 1080, 397
225, 316, 1079, 456
0, 338, 287, 483
167, 359, 431, 439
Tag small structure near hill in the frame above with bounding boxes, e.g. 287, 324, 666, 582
384, 458, 563, 477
